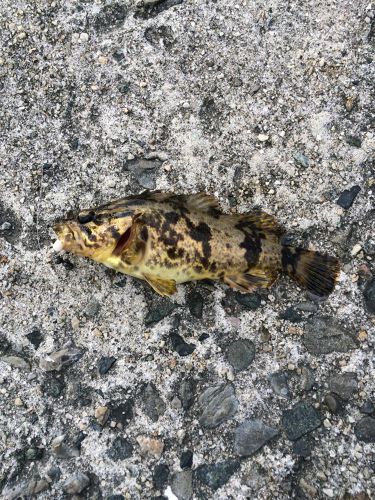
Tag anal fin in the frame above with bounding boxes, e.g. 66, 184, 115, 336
223, 268, 278, 293
143, 274, 177, 296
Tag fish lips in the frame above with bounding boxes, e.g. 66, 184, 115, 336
52, 221, 85, 255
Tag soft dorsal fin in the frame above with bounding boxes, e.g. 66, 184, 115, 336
225, 210, 282, 234
183, 192, 221, 213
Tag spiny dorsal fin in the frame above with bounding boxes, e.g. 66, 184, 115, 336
136, 191, 221, 213
143, 274, 177, 296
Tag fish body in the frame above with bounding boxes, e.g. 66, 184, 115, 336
53, 191, 339, 296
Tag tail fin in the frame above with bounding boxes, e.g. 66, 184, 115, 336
282, 246, 340, 296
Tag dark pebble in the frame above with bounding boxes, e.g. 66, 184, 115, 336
118, 81, 130, 94
24, 447, 44, 461
345, 135, 362, 148
186, 290, 204, 318
112, 50, 125, 62
235, 292, 262, 309
303, 317, 357, 355
360, 400, 375, 415
153, 464, 170, 491
97, 356, 117, 375
282, 402, 321, 440
107, 436, 133, 461
364, 278, 375, 314
42, 376, 65, 398
109, 400, 133, 426
324, 393, 343, 414
0, 335, 10, 354
221, 290, 261, 314
293, 152, 310, 168
195, 460, 240, 490
84, 297, 100, 318
26, 328, 44, 349
141, 383, 166, 422
226, 339, 255, 371
94, 3, 127, 32
169, 332, 196, 357
328, 372, 358, 400
292, 438, 311, 458
180, 450, 193, 469
234, 419, 279, 457
108, 496, 125, 500
301, 366, 315, 391
199, 384, 238, 428
269, 371, 291, 399
279, 307, 303, 323
198, 333, 209, 341
54, 254, 74, 270
354, 416, 375, 442
126, 158, 162, 190
336, 185, 361, 209
144, 300, 177, 326
178, 379, 196, 410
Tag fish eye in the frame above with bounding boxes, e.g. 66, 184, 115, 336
78, 211, 95, 224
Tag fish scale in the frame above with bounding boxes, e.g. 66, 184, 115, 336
53, 191, 340, 297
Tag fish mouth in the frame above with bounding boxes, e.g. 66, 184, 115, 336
52, 221, 83, 254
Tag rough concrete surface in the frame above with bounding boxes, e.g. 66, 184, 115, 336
0, 0, 374, 499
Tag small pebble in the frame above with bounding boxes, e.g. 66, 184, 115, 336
336, 185, 361, 209
1, 356, 30, 371
62, 473, 90, 494
234, 419, 279, 456
226, 339, 255, 371
95, 405, 109, 426
195, 460, 240, 490
97, 356, 116, 375
282, 402, 321, 440
171, 470, 193, 500
107, 436, 133, 461
199, 384, 238, 428
258, 133, 269, 142
136, 436, 164, 458
351, 244, 362, 256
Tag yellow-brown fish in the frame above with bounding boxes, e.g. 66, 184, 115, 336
52, 191, 340, 297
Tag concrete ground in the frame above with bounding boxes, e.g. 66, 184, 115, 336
0, 0, 374, 498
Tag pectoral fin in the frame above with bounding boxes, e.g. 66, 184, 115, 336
112, 218, 148, 266
143, 274, 177, 296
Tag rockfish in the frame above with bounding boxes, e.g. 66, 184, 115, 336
53, 191, 340, 297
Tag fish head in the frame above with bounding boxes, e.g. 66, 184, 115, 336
53, 206, 134, 263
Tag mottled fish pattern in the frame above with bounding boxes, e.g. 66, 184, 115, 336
53, 191, 340, 297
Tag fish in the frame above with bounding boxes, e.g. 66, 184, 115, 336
52, 191, 340, 297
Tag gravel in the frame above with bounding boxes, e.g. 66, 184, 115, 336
1, 0, 374, 498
